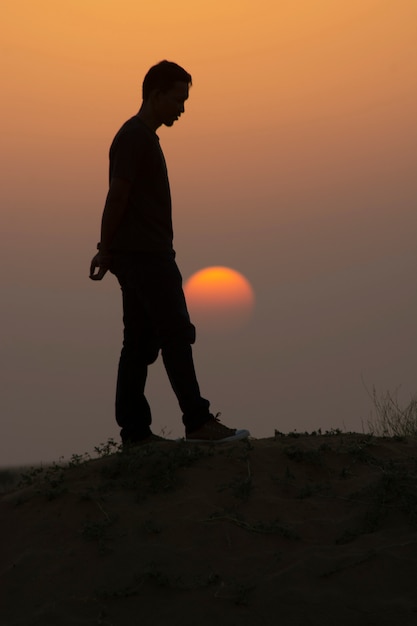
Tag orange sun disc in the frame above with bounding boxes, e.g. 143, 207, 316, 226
184, 266, 255, 332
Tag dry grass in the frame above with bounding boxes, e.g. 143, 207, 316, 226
367, 386, 417, 437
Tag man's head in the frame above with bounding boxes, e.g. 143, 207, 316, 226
141, 60, 192, 128
142, 61, 192, 100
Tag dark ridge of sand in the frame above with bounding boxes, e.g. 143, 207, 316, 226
1, 433, 417, 626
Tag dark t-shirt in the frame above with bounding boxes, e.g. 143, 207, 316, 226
108, 116, 173, 252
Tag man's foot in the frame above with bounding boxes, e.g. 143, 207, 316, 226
185, 415, 250, 443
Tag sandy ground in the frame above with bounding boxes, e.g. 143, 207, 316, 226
1, 433, 417, 626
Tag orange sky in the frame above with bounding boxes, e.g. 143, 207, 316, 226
2, 1, 416, 249
1, 0, 416, 465
3, 1, 416, 153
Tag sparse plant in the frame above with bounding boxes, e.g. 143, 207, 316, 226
101, 441, 213, 497
41, 463, 67, 500
367, 386, 417, 437
94, 439, 121, 457
19, 465, 44, 486
324, 428, 343, 436
158, 426, 172, 439
18, 462, 67, 499
287, 430, 301, 438
68, 452, 91, 467
0, 469, 18, 493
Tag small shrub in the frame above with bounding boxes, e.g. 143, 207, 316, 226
367, 387, 417, 437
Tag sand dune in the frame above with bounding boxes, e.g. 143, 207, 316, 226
1, 433, 417, 626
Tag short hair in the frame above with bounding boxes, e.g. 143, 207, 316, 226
142, 60, 192, 100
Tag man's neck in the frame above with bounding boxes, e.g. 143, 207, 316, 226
136, 104, 161, 133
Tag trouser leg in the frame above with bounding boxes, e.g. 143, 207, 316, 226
144, 255, 211, 432
161, 340, 210, 431
114, 273, 159, 443
115, 347, 152, 442
112, 253, 211, 437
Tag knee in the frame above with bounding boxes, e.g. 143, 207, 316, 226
161, 321, 196, 349
122, 336, 160, 365
145, 345, 160, 364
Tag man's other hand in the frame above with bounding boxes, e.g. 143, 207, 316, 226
89, 252, 111, 281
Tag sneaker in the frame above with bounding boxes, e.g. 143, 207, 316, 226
185, 415, 250, 443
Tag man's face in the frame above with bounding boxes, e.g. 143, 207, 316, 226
155, 81, 189, 127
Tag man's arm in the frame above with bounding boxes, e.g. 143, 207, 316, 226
89, 177, 131, 280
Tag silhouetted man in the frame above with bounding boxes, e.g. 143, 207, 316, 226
89, 60, 249, 445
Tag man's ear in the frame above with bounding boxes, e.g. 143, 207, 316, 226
149, 88, 162, 103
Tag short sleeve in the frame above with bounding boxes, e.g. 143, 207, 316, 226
110, 129, 146, 182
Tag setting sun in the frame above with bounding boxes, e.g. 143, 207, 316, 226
184, 267, 255, 332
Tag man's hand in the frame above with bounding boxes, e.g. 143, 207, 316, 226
90, 177, 131, 281
89, 252, 111, 281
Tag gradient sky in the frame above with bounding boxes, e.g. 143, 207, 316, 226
1, 0, 416, 466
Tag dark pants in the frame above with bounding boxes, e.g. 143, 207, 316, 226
110, 252, 210, 442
